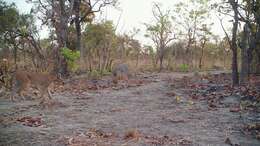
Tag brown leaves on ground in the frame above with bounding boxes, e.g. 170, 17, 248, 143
167, 72, 260, 141
168, 73, 260, 111
57, 128, 191, 146
246, 123, 260, 131
17, 116, 43, 127
249, 75, 260, 87
54, 75, 152, 95
124, 129, 140, 140
58, 128, 117, 146
110, 107, 127, 113
143, 135, 192, 145
229, 105, 241, 113
128, 79, 145, 87
244, 123, 260, 140
168, 73, 232, 108
166, 91, 176, 97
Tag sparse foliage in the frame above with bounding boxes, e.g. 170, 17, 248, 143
144, 3, 175, 71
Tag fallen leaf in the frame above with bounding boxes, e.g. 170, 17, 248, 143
230, 107, 240, 113
124, 129, 140, 140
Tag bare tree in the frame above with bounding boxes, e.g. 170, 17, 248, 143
145, 3, 175, 71
217, 0, 239, 86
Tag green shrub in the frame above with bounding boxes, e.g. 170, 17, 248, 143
88, 70, 101, 79
101, 69, 111, 76
60, 47, 80, 72
179, 64, 189, 72
88, 69, 112, 79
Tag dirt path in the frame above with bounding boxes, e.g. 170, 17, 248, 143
0, 72, 260, 145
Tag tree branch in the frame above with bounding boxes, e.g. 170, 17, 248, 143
217, 15, 232, 47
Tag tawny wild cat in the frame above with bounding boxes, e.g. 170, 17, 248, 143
10, 70, 60, 102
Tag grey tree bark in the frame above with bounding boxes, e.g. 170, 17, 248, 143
240, 23, 250, 84
229, 0, 239, 86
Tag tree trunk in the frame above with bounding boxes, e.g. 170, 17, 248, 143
159, 57, 163, 71
59, 0, 68, 76
199, 39, 206, 69
73, 0, 86, 70
252, 16, 260, 74
59, 0, 68, 48
52, 0, 69, 77
136, 51, 139, 68
256, 48, 260, 74
74, 0, 81, 51
159, 49, 164, 72
223, 52, 226, 69
240, 23, 250, 84
230, 0, 239, 86
231, 50, 239, 86
186, 29, 192, 65
88, 53, 93, 72
101, 47, 108, 72
106, 49, 112, 71
13, 44, 17, 68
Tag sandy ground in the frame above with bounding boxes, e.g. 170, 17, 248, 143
0, 72, 259, 146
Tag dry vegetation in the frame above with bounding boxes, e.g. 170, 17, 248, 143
0, 0, 260, 145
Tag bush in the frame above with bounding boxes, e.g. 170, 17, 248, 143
179, 64, 189, 72
88, 69, 112, 79
88, 70, 101, 79
101, 69, 111, 76
60, 47, 80, 72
